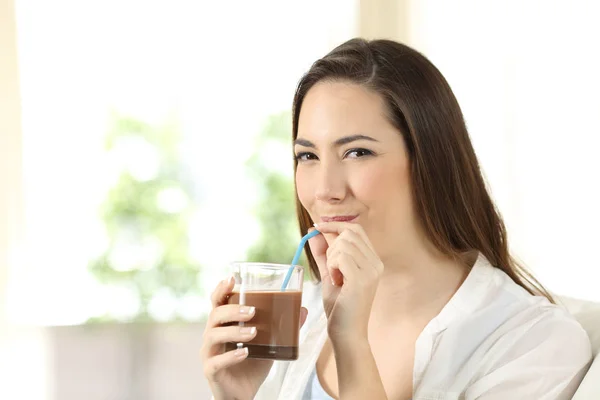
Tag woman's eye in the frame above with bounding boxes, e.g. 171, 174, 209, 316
295, 152, 318, 162
344, 148, 374, 159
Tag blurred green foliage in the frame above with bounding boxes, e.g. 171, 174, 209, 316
88, 114, 201, 323
245, 111, 307, 269
88, 111, 308, 324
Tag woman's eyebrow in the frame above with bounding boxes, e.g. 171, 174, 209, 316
294, 134, 379, 148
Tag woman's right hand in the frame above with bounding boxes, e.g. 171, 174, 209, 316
201, 276, 271, 400
201, 276, 308, 400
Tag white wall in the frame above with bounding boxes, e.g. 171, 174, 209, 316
13, 0, 358, 324
1, 0, 50, 398
0, 0, 22, 335
409, 0, 600, 301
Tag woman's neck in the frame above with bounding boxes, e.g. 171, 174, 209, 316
369, 246, 474, 327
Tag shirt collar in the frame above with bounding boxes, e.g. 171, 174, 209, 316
423, 253, 497, 335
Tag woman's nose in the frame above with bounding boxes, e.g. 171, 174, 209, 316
314, 162, 346, 203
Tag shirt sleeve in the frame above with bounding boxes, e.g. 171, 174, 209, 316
254, 360, 290, 400
464, 314, 592, 400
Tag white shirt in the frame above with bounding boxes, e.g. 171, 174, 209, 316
255, 255, 592, 400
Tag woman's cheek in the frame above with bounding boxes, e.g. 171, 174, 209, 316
295, 169, 313, 210
350, 164, 388, 200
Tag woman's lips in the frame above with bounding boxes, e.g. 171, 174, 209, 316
320, 215, 358, 223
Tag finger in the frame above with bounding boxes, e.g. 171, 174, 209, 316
299, 307, 308, 328
327, 253, 360, 283
330, 267, 344, 287
207, 304, 256, 328
335, 230, 373, 261
202, 325, 257, 357
315, 222, 376, 253
307, 227, 329, 257
334, 240, 383, 279
328, 238, 369, 271
322, 246, 343, 286
325, 246, 348, 286
307, 228, 330, 280
203, 346, 249, 383
210, 276, 235, 308
327, 232, 369, 264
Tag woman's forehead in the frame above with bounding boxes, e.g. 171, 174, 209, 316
297, 82, 396, 144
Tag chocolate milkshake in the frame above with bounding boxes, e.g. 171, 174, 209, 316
226, 290, 302, 360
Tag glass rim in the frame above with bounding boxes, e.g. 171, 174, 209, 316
230, 261, 303, 270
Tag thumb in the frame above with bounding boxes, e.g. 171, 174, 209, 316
307, 227, 329, 258
307, 227, 329, 280
299, 307, 309, 328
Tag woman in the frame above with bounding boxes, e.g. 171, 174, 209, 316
201, 38, 592, 400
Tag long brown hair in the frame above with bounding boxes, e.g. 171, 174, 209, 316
292, 38, 554, 302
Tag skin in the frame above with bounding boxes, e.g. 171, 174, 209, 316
297, 81, 471, 400
201, 275, 308, 399
201, 81, 471, 400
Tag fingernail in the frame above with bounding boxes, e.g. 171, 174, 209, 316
227, 275, 235, 285
313, 223, 319, 228
240, 326, 256, 335
331, 278, 335, 286
234, 347, 249, 357
240, 306, 255, 314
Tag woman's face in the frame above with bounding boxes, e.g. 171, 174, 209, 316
295, 81, 417, 261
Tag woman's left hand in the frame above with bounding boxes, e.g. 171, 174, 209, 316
308, 222, 384, 342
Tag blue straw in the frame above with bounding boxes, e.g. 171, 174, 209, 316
281, 229, 321, 291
